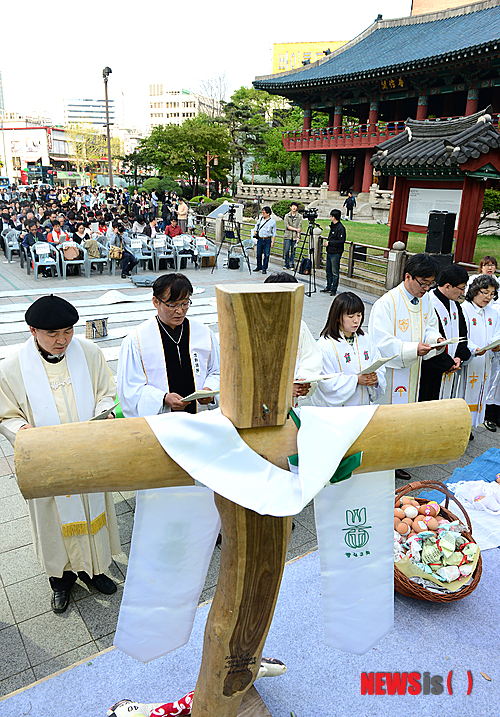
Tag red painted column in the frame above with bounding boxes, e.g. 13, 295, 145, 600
388, 177, 408, 249
300, 105, 311, 187
362, 149, 374, 193
465, 84, 479, 116
368, 100, 378, 134
454, 176, 484, 263
416, 94, 428, 120
324, 152, 331, 184
353, 152, 364, 192
333, 103, 342, 130
329, 151, 339, 191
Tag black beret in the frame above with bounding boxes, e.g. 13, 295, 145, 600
25, 295, 79, 330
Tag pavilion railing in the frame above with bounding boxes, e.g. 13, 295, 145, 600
282, 114, 500, 152
198, 215, 390, 288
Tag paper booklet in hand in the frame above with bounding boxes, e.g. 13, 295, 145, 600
90, 402, 120, 421
477, 338, 500, 353
182, 389, 220, 402
358, 355, 397, 375
426, 337, 467, 350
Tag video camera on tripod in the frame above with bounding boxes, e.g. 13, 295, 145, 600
302, 207, 319, 223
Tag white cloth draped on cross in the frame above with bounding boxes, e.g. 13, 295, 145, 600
114, 406, 394, 661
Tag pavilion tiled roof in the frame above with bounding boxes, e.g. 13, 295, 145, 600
370, 107, 500, 170
253, 1, 500, 92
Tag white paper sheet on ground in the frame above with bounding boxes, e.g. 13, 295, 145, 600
439, 495, 500, 550
0, 309, 219, 337
0, 299, 216, 325
0, 285, 206, 299
314, 470, 394, 654
114, 487, 221, 663
114, 405, 377, 662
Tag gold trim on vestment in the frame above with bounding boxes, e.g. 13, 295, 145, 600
60, 511, 107, 538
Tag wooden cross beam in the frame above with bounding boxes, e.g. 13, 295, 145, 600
14, 283, 471, 717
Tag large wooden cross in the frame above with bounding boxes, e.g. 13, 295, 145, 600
15, 284, 470, 717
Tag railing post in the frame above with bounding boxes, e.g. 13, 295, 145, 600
385, 241, 406, 290
347, 242, 354, 278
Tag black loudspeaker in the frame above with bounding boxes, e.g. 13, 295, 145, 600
428, 252, 454, 282
425, 211, 455, 254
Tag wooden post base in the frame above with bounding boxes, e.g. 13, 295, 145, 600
238, 686, 273, 716
191, 494, 291, 717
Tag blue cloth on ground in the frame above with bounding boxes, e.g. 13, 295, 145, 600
419, 447, 500, 502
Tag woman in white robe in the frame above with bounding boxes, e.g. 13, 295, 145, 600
460, 275, 500, 431
312, 292, 386, 407
465, 254, 497, 292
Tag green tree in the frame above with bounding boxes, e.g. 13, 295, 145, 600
66, 123, 121, 174
120, 148, 154, 188
480, 189, 500, 227
219, 87, 277, 186
140, 114, 230, 195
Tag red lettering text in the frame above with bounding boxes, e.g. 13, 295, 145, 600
408, 672, 421, 695
385, 672, 408, 695
375, 673, 386, 695
360, 672, 374, 695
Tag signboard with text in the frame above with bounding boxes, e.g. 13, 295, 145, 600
406, 188, 462, 229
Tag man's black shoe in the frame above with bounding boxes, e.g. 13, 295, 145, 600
484, 420, 497, 432
253, 267, 262, 272
320, 288, 331, 293
78, 571, 117, 594
330, 292, 337, 296
395, 469, 411, 481
51, 589, 71, 613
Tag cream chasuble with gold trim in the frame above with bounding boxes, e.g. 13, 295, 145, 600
368, 283, 441, 405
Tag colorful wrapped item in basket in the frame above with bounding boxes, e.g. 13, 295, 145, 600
393, 480, 482, 602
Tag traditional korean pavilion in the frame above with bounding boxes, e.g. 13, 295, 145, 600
253, 0, 500, 194
370, 107, 500, 263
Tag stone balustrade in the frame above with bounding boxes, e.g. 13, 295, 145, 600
235, 181, 322, 204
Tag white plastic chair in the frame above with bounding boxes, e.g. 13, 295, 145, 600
30, 243, 61, 280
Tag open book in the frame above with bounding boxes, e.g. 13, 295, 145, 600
182, 389, 220, 402
358, 355, 397, 375
477, 338, 500, 353
426, 337, 467, 350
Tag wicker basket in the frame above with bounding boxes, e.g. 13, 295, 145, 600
394, 480, 482, 602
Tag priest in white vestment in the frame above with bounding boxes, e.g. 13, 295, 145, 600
460, 274, 500, 432
368, 253, 444, 479
117, 273, 220, 417
418, 264, 471, 403
0, 295, 121, 613
116, 273, 222, 659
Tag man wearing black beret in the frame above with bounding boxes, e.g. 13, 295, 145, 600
0, 295, 122, 613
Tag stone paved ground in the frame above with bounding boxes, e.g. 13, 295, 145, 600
0, 251, 496, 699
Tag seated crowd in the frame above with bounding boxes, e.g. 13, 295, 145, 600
0, 184, 193, 279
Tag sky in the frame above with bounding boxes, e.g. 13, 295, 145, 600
1, 0, 412, 131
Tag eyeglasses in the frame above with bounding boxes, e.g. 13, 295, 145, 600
414, 278, 437, 290
479, 290, 496, 299
157, 297, 192, 311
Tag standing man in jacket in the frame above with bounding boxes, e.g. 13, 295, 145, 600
322, 209, 346, 296
252, 206, 277, 275
283, 202, 303, 270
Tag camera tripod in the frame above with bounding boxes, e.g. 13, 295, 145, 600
212, 212, 251, 275
293, 218, 319, 296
